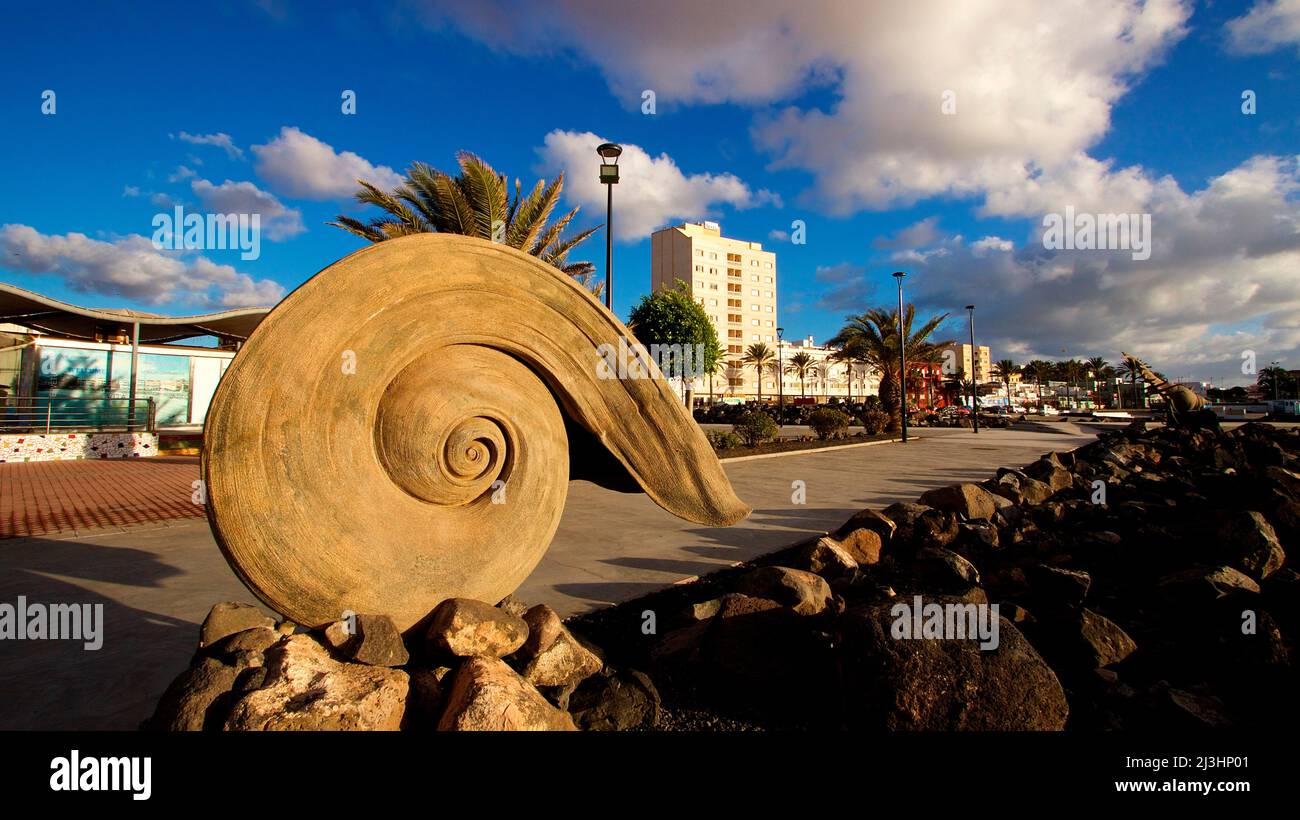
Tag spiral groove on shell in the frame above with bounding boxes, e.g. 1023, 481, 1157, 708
203, 234, 749, 632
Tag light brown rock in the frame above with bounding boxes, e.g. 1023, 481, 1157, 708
425, 598, 528, 658
517, 604, 603, 688
438, 656, 577, 731
224, 635, 408, 731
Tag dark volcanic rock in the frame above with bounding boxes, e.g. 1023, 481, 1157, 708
838, 600, 1068, 730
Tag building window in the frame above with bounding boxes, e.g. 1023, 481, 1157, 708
764, 291, 773, 298
708, 299, 717, 306
764, 277, 772, 283
728, 313, 742, 323
764, 306, 772, 313
751, 319, 759, 326
751, 289, 759, 296
750, 260, 759, 267
764, 262, 772, 269
728, 329, 743, 339
709, 252, 717, 260
728, 283, 742, 293
751, 275, 759, 282
728, 345, 742, 354
727, 298, 741, 308
709, 283, 719, 290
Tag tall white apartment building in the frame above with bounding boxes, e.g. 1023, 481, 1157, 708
650, 221, 777, 400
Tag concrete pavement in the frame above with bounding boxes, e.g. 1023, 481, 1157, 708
0, 423, 1096, 729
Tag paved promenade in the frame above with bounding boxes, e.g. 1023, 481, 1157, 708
0, 424, 1095, 729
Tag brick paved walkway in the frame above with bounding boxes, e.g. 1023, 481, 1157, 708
0, 457, 204, 539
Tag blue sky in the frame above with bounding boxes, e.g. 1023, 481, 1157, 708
1, 0, 1297, 386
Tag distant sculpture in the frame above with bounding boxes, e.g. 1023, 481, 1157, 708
1121, 351, 1219, 431
203, 234, 750, 633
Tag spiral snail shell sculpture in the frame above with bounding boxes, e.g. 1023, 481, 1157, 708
203, 234, 750, 633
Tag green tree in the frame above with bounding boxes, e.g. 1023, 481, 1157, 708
828, 306, 949, 429
627, 280, 722, 407
741, 343, 776, 404
330, 151, 601, 294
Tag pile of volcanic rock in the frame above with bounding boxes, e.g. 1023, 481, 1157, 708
146, 597, 660, 731
148, 421, 1296, 731
565, 421, 1297, 731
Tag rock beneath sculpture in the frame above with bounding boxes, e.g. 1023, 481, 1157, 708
733, 566, 833, 615
425, 598, 528, 658
323, 613, 409, 667
206, 626, 280, 661
918, 483, 999, 521
839, 601, 1068, 730
516, 604, 603, 689
147, 657, 241, 731
438, 656, 577, 731
223, 636, 408, 731
199, 602, 275, 648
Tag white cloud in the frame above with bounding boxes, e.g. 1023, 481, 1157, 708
873, 217, 942, 250
122, 185, 141, 197
252, 126, 403, 200
536, 130, 781, 241
423, 0, 1191, 215
824, 155, 1300, 387
176, 131, 245, 160
0, 224, 283, 309
167, 165, 197, 183
971, 236, 1015, 254
191, 178, 306, 241
1226, 0, 1300, 55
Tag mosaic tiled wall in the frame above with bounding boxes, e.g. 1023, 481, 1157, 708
0, 432, 159, 463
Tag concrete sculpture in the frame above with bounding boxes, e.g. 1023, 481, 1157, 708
203, 234, 750, 632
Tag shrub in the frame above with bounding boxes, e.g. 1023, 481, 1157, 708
808, 408, 851, 440
859, 407, 890, 435
733, 410, 778, 447
705, 430, 741, 451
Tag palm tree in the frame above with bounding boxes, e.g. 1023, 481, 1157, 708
829, 346, 857, 403
1061, 359, 1086, 407
1116, 355, 1143, 409
330, 151, 601, 293
917, 346, 945, 410
1022, 359, 1052, 407
808, 362, 827, 399
993, 359, 1021, 406
741, 343, 776, 404
1258, 366, 1292, 401
706, 357, 733, 405
786, 352, 815, 401
828, 306, 949, 429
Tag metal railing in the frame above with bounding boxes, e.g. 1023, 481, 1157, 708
0, 396, 156, 434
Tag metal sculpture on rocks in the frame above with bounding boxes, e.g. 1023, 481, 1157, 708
203, 234, 749, 632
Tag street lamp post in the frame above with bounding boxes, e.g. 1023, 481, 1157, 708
596, 142, 622, 312
776, 326, 785, 427
966, 305, 978, 434
1272, 361, 1281, 402
894, 271, 908, 443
